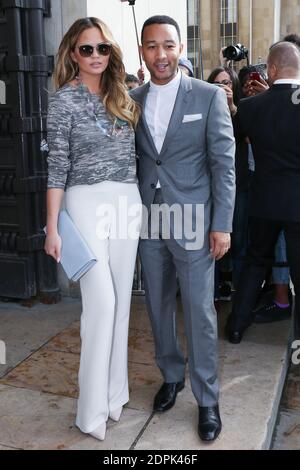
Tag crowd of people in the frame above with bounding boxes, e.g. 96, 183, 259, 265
44, 13, 300, 444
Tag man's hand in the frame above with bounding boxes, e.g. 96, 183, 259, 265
137, 66, 145, 85
210, 232, 231, 260
219, 47, 230, 67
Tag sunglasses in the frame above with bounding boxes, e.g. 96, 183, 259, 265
77, 43, 112, 58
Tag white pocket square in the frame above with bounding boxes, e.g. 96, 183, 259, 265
182, 114, 203, 123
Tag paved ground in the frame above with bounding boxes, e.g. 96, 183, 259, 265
0, 296, 296, 450
272, 364, 300, 449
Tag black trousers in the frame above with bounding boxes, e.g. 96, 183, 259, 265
229, 217, 300, 338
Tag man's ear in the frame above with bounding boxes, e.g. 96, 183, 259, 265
269, 63, 277, 80
179, 43, 184, 55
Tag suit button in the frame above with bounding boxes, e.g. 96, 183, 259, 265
151, 183, 156, 189
156, 160, 162, 166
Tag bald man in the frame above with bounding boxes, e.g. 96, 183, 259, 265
226, 42, 300, 344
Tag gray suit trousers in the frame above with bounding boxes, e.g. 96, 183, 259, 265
139, 190, 219, 407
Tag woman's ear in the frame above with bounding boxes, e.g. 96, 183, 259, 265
70, 50, 77, 64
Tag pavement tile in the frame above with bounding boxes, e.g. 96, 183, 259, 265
0, 384, 150, 450
281, 364, 300, 410
44, 322, 81, 355
273, 409, 300, 450
0, 349, 79, 399
0, 298, 81, 378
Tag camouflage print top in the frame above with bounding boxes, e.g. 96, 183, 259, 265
46, 83, 137, 189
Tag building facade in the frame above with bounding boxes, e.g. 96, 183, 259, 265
87, 0, 188, 79
187, 0, 300, 79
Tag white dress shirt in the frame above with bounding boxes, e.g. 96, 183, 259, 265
144, 71, 181, 188
274, 79, 300, 85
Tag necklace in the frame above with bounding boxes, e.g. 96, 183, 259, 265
75, 76, 127, 138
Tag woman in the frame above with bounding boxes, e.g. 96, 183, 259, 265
44, 17, 141, 441
207, 66, 240, 116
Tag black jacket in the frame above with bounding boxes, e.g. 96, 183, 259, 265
234, 84, 300, 221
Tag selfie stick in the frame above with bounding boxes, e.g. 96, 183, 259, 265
121, 0, 142, 67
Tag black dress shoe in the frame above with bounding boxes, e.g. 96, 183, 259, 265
253, 302, 291, 324
225, 321, 244, 344
225, 315, 252, 344
198, 405, 222, 442
227, 329, 244, 344
153, 380, 185, 412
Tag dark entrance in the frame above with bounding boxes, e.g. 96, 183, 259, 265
0, 0, 59, 302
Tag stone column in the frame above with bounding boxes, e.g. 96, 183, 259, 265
252, 0, 276, 63
281, 0, 300, 37
200, 0, 220, 79
238, 0, 251, 63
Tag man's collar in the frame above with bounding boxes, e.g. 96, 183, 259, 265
273, 78, 300, 85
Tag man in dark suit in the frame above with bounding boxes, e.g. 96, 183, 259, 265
226, 41, 300, 344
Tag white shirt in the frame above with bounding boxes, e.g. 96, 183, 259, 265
144, 71, 181, 188
274, 79, 300, 85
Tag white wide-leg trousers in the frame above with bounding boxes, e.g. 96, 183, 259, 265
65, 181, 142, 433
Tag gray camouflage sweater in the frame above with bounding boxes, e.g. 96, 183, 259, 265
47, 83, 137, 189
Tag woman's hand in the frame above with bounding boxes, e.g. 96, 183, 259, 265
221, 84, 236, 114
244, 77, 269, 96
44, 232, 62, 263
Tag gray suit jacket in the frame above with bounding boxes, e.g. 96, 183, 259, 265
131, 73, 236, 245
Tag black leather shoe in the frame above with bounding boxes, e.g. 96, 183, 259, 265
198, 405, 222, 442
225, 315, 252, 344
225, 321, 244, 344
227, 329, 244, 344
153, 380, 185, 412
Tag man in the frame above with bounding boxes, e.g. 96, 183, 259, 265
253, 33, 300, 323
178, 57, 194, 77
226, 42, 300, 344
131, 16, 235, 442
125, 73, 140, 90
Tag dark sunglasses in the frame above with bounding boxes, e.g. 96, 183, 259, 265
77, 43, 112, 57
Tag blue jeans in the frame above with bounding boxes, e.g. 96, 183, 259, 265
273, 230, 290, 284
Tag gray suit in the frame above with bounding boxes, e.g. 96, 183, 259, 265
131, 73, 235, 406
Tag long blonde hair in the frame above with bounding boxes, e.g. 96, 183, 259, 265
53, 17, 140, 128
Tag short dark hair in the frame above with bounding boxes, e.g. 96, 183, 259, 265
283, 33, 300, 48
125, 73, 139, 84
141, 15, 181, 43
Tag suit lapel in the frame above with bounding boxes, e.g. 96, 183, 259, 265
159, 73, 192, 158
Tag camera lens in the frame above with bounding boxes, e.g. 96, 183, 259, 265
223, 44, 248, 62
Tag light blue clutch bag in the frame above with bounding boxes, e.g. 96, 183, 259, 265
45, 211, 97, 282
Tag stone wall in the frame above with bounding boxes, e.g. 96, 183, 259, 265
281, 0, 300, 37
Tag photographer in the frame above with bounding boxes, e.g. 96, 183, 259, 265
207, 66, 240, 116
220, 44, 269, 97
239, 66, 269, 97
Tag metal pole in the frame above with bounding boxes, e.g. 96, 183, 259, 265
131, 4, 142, 67
121, 0, 142, 67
